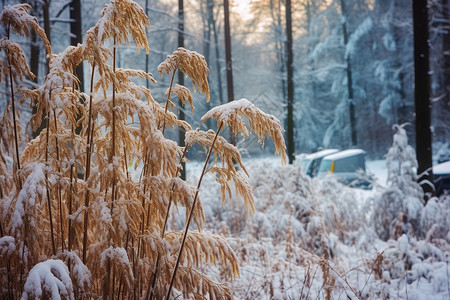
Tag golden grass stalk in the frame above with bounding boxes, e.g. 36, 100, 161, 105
201, 98, 287, 164
53, 109, 65, 252
0, 4, 52, 56
44, 109, 56, 255
0, 2, 289, 298
1, 31, 31, 189
82, 62, 96, 264
168, 84, 194, 111
166, 122, 223, 299
158, 47, 210, 101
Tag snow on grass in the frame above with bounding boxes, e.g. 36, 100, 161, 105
186, 156, 450, 299
22, 259, 74, 299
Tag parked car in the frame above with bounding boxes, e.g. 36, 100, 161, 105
299, 149, 339, 177
317, 149, 372, 189
434, 161, 450, 196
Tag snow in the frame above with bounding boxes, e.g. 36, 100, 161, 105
22, 259, 74, 299
185, 155, 449, 299
321, 149, 365, 160
201, 98, 255, 124
11, 162, 47, 236
433, 161, 450, 175
303, 149, 339, 160
59, 251, 91, 292
346, 17, 373, 59
366, 160, 388, 186
0, 236, 16, 257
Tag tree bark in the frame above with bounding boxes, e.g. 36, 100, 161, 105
43, 0, 51, 73
413, 0, 434, 200
224, 0, 236, 145
178, 0, 186, 180
70, 0, 84, 92
269, 0, 286, 104
441, 0, 450, 143
340, 0, 357, 147
285, 0, 295, 163
202, 0, 213, 129
211, 0, 224, 105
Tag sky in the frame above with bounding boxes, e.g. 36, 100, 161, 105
233, 0, 254, 21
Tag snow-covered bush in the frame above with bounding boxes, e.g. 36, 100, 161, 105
0, 2, 287, 299
421, 195, 450, 242
372, 124, 424, 240
209, 159, 360, 260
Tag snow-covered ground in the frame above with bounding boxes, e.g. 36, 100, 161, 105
367, 160, 388, 187
185, 157, 450, 299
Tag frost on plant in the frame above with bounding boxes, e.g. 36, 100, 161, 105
372, 124, 424, 240
22, 259, 74, 300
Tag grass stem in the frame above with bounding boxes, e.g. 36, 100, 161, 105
165, 122, 223, 299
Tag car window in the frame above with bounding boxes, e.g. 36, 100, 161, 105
300, 159, 311, 174
333, 154, 364, 172
318, 159, 332, 173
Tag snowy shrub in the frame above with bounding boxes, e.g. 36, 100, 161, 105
422, 196, 450, 243
0, 2, 287, 299
232, 159, 360, 260
372, 124, 424, 240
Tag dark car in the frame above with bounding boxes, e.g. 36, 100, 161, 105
434, 161, 450, 196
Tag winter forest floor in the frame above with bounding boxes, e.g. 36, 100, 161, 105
185, 158, 450, 300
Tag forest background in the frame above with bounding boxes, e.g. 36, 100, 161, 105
2, 0, 449, 163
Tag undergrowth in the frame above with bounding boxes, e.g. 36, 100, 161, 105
0, 1, 286, 299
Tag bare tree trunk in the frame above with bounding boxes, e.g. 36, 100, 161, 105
340, 0, 357, 147
269, 0, 287, 104
413, 0, 434, 201
145, 0, 149, 88
202, 0, 213, 130
223, 0, 236, 145
211, 0, 224, 105
43, 0, 51, 73
70, 0, 84, 92
202, 1, 211, 64
178, 0, 186, 180
442, 0, 450, 143
29, 1, 41, 139
285, 0, 295, 163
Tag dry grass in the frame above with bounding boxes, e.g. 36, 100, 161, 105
0, 1, 286, 299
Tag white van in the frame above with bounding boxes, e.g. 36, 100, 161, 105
299, 149, 339, 177
318, 149, 371, 189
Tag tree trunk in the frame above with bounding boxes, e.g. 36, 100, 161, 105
178, 0, 186, 180
29, 1, 40, 139
202, 0, 213, 130
413, 0, 434, 200
340, 0, 357, 147
70, 0, 84, 92
145, 0, 149, 89
269, 0, 286, 104
43, 0, 51, 73
224, 0, 236, 145
211, 0, 224, 105
442, 0, 450, 143
285, 0, 295, 163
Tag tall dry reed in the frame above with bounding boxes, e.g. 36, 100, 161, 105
0, 1, 286, 299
